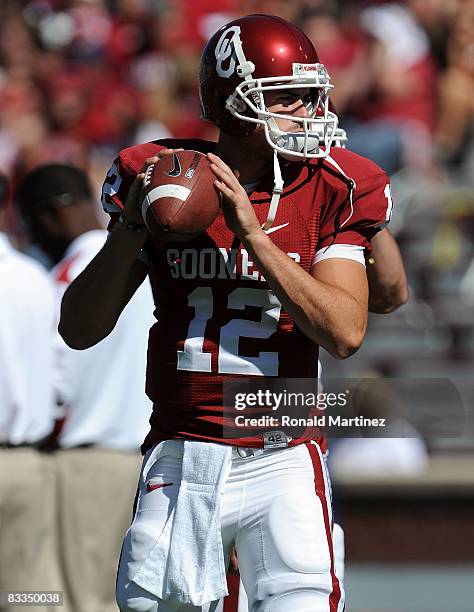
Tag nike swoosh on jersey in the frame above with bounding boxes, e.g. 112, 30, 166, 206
146, 482, 173, 492
263, 222, 290, 234
164, 154, 181, 177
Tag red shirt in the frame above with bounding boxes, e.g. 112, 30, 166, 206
101, 139, 392, 452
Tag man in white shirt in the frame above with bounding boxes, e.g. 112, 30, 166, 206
0, 172, 57, 608
16, 164, 155, 612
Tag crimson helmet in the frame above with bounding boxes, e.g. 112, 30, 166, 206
199, 14, 337, 159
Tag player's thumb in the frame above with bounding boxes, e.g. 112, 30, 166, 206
128, 173, 145, 199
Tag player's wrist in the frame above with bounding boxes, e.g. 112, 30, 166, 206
111, 216, 149, 247
118, 213, 148, 233
240, 227, 268, 247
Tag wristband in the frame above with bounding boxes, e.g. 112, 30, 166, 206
118, 213, 147, 232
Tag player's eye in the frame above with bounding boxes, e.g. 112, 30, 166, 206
277, 94, 295, 103
277, 89, 299, 99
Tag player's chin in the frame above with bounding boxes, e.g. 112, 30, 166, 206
256, 147, 274, 161
245, 131, 274, 160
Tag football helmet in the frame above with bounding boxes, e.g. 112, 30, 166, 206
199, 14, 337, 159
332, 127, 348, 148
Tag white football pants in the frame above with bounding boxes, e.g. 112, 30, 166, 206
116, 440, 344, 612
217, 522, 345, 612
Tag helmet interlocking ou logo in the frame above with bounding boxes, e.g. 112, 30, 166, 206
215, 26, 242, 78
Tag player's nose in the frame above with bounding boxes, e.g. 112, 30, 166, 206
289, 102, 311, 131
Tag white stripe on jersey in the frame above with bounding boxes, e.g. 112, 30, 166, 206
312, 243, 366, 267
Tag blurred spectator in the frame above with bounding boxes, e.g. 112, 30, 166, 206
406, 0, 457, 68
16, 163, 155, 612
329, 377, 429, 478
239, 0, 302, 23
358, 2, 438, 132
170, 0, 238, 51
434, 0, 474, 167
301, 2, 439, 174
0, 171, 57, 608
0, 0, 469, 185
299, 4, 374, 115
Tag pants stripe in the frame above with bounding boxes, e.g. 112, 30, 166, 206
223, 573, 240, 612
305, 442, 343, 612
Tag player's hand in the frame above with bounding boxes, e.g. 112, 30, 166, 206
208, 152, 263, 242
122, 149, 184, 226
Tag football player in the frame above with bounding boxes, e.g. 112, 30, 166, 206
60, 14, 397, 612
219, 126, 408, 612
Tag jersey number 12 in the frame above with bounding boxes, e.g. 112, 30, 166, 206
177, 287, 281, 376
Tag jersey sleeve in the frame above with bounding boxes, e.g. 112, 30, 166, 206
101, 148, 155, 264
317, 170, 393, 253
101, 139, 184, 231
101, 154, 137, 231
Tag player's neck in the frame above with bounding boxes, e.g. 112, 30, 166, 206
215, 133, 272, 184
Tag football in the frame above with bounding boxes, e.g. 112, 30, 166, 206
141, 150, 221, 241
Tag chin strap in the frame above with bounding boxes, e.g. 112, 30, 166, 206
325, 154, 356, 227
262, 152, 356, 232
262, 151, 284, 231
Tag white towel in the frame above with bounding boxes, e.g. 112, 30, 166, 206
133, 440, 233, 606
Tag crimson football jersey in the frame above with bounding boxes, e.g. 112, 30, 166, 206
101, 139, 392, 451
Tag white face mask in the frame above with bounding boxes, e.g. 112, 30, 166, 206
226, 62, 338, 160
267, 119, 327, 160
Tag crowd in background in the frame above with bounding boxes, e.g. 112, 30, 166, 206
0, 1, 473, 610
0, 0, 472, 196
1, 0, 470, 417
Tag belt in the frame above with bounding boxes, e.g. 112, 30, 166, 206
145, 438, 292, 462
232, 443, 292, 460
233, 430, 293, 459
232, 446, 266, 459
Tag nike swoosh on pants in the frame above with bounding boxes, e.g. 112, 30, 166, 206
146, 482, 173, 492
